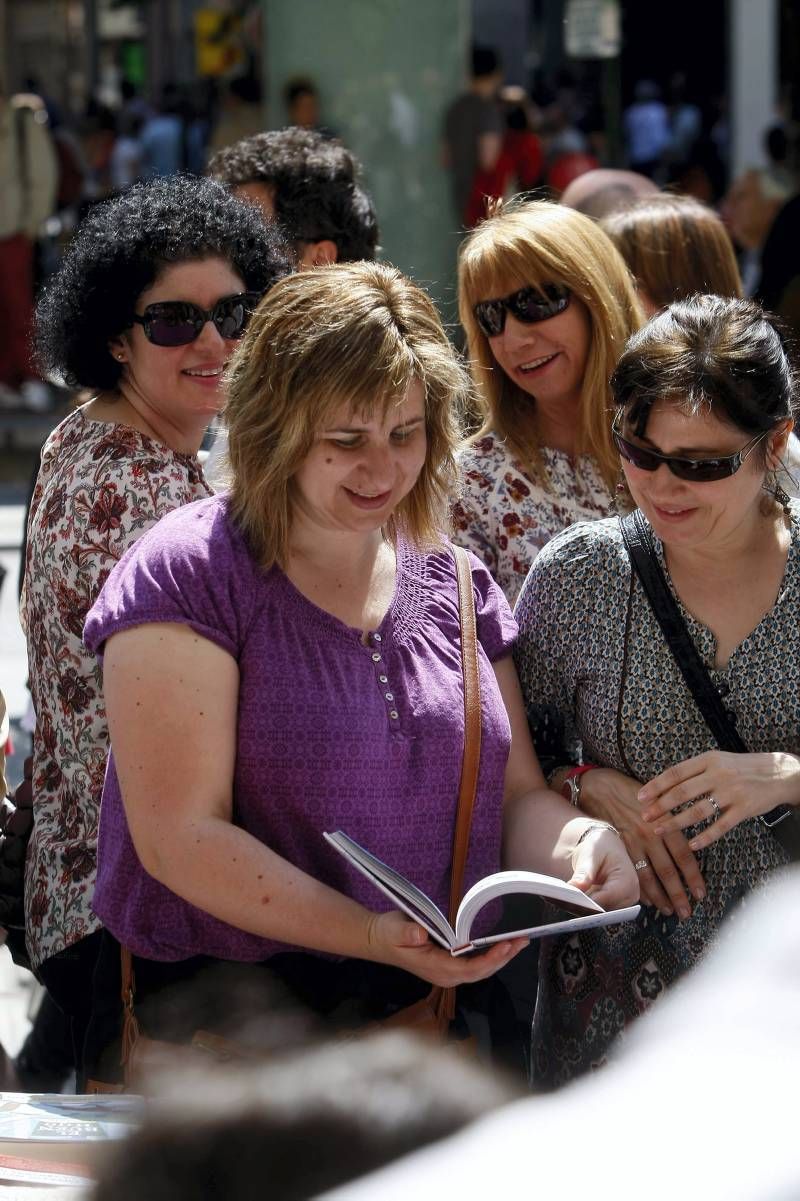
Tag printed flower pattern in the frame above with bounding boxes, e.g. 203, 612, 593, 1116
451, 433, 614, 606
22, 408, 211, 970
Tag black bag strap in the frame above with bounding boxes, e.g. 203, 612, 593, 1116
619, 509, 793, 835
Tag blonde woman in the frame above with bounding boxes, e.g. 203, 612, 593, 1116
453, 199, 642, 605
601, 191, 742, 316
81, 262, 637, 1082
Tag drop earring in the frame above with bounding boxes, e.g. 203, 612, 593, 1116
774, 481, 792, 520
613, 474, 629, 514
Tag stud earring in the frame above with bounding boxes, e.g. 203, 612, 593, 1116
613, 474, 629, 514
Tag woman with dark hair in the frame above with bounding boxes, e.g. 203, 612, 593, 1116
22, 175, 291, 1082
515, 294, 800, 1088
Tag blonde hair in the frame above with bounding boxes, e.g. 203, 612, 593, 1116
601, 192, 743, 311
458, 198, 643, 492
225, 261, 470, 569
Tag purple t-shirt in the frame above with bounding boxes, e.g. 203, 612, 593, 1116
84, 495, 518, 962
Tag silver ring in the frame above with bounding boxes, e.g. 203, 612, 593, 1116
634, 859, 649, 871
708, 794, 721, 822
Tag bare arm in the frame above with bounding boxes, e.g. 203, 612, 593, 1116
495, 657, 639, 910
103, 623, 522, 985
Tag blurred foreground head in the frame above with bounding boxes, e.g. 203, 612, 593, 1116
93, 1031, 519, 1201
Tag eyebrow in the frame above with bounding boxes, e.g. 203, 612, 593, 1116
324, 416, 425, 434
636, 433, 736, 457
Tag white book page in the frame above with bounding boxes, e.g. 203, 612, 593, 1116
452, 904, 641, 955
454, 869, 603, 946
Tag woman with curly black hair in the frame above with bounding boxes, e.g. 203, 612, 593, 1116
21, 175, 291, 1084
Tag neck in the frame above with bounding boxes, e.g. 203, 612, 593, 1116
535, 395, 581, 456
115, 379, 207, 455
288, 519, 386, 576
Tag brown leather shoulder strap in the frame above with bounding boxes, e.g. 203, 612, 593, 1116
448, 545, 482, 927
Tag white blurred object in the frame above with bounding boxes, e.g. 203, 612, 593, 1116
324, 867, 800, 1201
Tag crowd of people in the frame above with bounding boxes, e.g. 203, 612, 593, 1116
1, 42, 799, 1198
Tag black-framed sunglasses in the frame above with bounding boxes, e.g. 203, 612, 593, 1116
473, 283, 571, 339
612, 410, 771, 483
131, 292, 262, 347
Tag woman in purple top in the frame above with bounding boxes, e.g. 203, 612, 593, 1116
83, 262, 637, 1079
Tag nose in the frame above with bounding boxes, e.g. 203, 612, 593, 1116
501, 312, 536, 346
357, 440, 394, 486
192, 318, 228, 356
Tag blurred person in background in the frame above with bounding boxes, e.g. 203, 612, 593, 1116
207, 74, 264, 159
109, 110, 144, 193
623, 80, 669, 180
0, 79, 58, 411
463, 87, 543, 228
21, 176, 290, 1086
721, 166, 793, 296
559, 166, 658, 220
443, 46, 504, 227
452, 199, 642, 606
140, 83, 185, 179
283, 76, 335, 139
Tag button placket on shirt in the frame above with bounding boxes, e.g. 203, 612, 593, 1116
368, 632, 400, 724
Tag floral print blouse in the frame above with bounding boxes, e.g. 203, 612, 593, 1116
22, 407, 211, 970
452, 432, 614, 606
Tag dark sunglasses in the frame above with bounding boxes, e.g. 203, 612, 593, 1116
473, 283, 571, 338
612, 410, 770, 482
131, 292, 262, 347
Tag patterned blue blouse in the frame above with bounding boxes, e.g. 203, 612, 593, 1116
514, 506, 798, 1089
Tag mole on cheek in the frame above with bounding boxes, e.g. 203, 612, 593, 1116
260, 895, 270, 905
325, 457, 332, 464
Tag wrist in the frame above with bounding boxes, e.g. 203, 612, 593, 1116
561, 764, 598, 808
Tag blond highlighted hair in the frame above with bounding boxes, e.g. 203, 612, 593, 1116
458, 198, 643, 491
225, 261, 470, 569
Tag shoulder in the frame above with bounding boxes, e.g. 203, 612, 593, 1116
415, 540, 517, 657
459, 432, 510, 478
121, 493, 242, 569
529, 517, 628, 587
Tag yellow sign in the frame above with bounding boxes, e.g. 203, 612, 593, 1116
195, 9, 244, 77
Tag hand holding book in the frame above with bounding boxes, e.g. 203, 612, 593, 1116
326, 831, 640, 956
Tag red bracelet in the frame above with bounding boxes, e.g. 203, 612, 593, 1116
561, 764, 597, 806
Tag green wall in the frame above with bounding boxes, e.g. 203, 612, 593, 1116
263, 0, 469, 318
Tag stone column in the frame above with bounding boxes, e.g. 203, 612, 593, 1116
262, 0, 469, 314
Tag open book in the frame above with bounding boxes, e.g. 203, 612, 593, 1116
324, 831, 640, 955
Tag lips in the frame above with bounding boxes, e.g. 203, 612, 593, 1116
344, 487, 392, 510
517, 352, 558, 374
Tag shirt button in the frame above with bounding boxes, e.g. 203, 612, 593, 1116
716, 680, 730, 697
389, 710, 399, 720
371, 652, 381, 662
372, 633, 382, 643
379, 675, 388, 683
385, 692, 394, 701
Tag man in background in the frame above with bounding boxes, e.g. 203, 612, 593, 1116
204, 127, 378, 482
208, 125, 378, 266
0, 81, 57, 410
442, 46, 504, 227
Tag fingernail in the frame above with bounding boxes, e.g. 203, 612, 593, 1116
660, 907, 673, 917
653, 826, 665, 836
637, 788, 647, 800
689, 840, 700, 851
678, 906, 690, 920
694, 887, 706, 901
